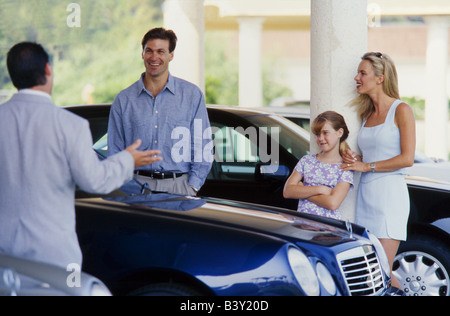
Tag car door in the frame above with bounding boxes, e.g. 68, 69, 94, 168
199, 108, 300, 210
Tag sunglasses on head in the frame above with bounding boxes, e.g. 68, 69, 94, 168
374, 52, 383, 59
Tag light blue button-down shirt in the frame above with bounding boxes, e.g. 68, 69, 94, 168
0, 91, 134, 268
108, 73, 213, 190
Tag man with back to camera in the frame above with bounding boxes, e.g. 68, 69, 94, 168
107, 27, 213, 196
0, 42, 162, 269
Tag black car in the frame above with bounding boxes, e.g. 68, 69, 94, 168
66, 104, 449, 296
397, 177, 450, 296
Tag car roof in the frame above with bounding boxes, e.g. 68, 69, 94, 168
207, 104, 284, 117
207, 104, 311, 139
208, 104, 309, 117
64, 103, 299, 120
256, 106, 310, 118
64, 103, 312, 141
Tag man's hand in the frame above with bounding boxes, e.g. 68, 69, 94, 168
125, 139, 162, 168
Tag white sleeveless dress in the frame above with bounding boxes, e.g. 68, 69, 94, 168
355, 100, 410, 241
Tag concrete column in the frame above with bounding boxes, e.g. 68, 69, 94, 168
424, 16, 449, 160
164, 0, 205, 92
310, 0, 368, 221
237, 17, 265, 107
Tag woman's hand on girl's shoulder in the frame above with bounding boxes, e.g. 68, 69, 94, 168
342, 149, 361, 164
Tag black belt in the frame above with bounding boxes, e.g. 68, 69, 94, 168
134, 170, 187, 180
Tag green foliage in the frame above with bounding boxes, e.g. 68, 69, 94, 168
0, 1, 292, 107
262, 59, 293, 106
204, 32, 238, 105
0, 0, 164, 106
204, 31, 293, 106
402, 96, 450, 120
402, 96, 425, 120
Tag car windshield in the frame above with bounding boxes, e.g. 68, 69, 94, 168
93, 134, 108, 158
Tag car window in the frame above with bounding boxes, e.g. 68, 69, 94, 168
213, 124, 259, 163
210, 122, 262, 181
245, 114, 310, 161
91, 110, 311, 184
286, 117, 311, 132
208, 113, 310, 183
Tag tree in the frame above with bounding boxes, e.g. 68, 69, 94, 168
0, 0, 164, 105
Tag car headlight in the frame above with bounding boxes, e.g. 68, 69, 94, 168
287, 247, 320, 296
368, 232, 390, 275
316, 262, 337, 295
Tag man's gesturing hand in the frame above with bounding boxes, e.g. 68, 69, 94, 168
125, 139, 163, 168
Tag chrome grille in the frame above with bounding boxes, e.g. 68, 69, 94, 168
337, 245, 386, 296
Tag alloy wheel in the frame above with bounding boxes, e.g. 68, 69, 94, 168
393, 251, 449, 296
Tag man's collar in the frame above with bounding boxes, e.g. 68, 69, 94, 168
18, 89, 52, 101
165, 73, 175, 94
138, 73, 175, 97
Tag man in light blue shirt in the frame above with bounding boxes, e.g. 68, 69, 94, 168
0, 42, 162, 269
108, 28, 213, 195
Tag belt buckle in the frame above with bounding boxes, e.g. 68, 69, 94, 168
154, 171, 167, 179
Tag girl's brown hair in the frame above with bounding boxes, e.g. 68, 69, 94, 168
312, 111, 350, 156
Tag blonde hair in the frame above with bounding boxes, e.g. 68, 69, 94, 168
352, 52, 400, 121
312, 111, 350, 156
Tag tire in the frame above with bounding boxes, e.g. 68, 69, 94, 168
130, 282, 203, 296
393, 235, 450, 296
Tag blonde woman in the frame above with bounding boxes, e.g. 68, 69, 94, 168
342, 52, 416, 293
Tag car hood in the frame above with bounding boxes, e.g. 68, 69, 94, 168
76, 193, 361, 248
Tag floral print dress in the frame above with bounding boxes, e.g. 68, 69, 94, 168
294, 154, 354, 219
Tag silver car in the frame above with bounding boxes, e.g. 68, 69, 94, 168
0, 254, 111, 296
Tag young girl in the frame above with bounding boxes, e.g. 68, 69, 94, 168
283, 111, 353, 219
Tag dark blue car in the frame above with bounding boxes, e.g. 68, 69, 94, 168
75, 186, 391, 296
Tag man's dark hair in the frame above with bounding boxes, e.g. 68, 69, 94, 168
7, 42, 50, 90
141, 27, 178, 53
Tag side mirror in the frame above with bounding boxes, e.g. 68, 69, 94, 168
256, 164, 290, 181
